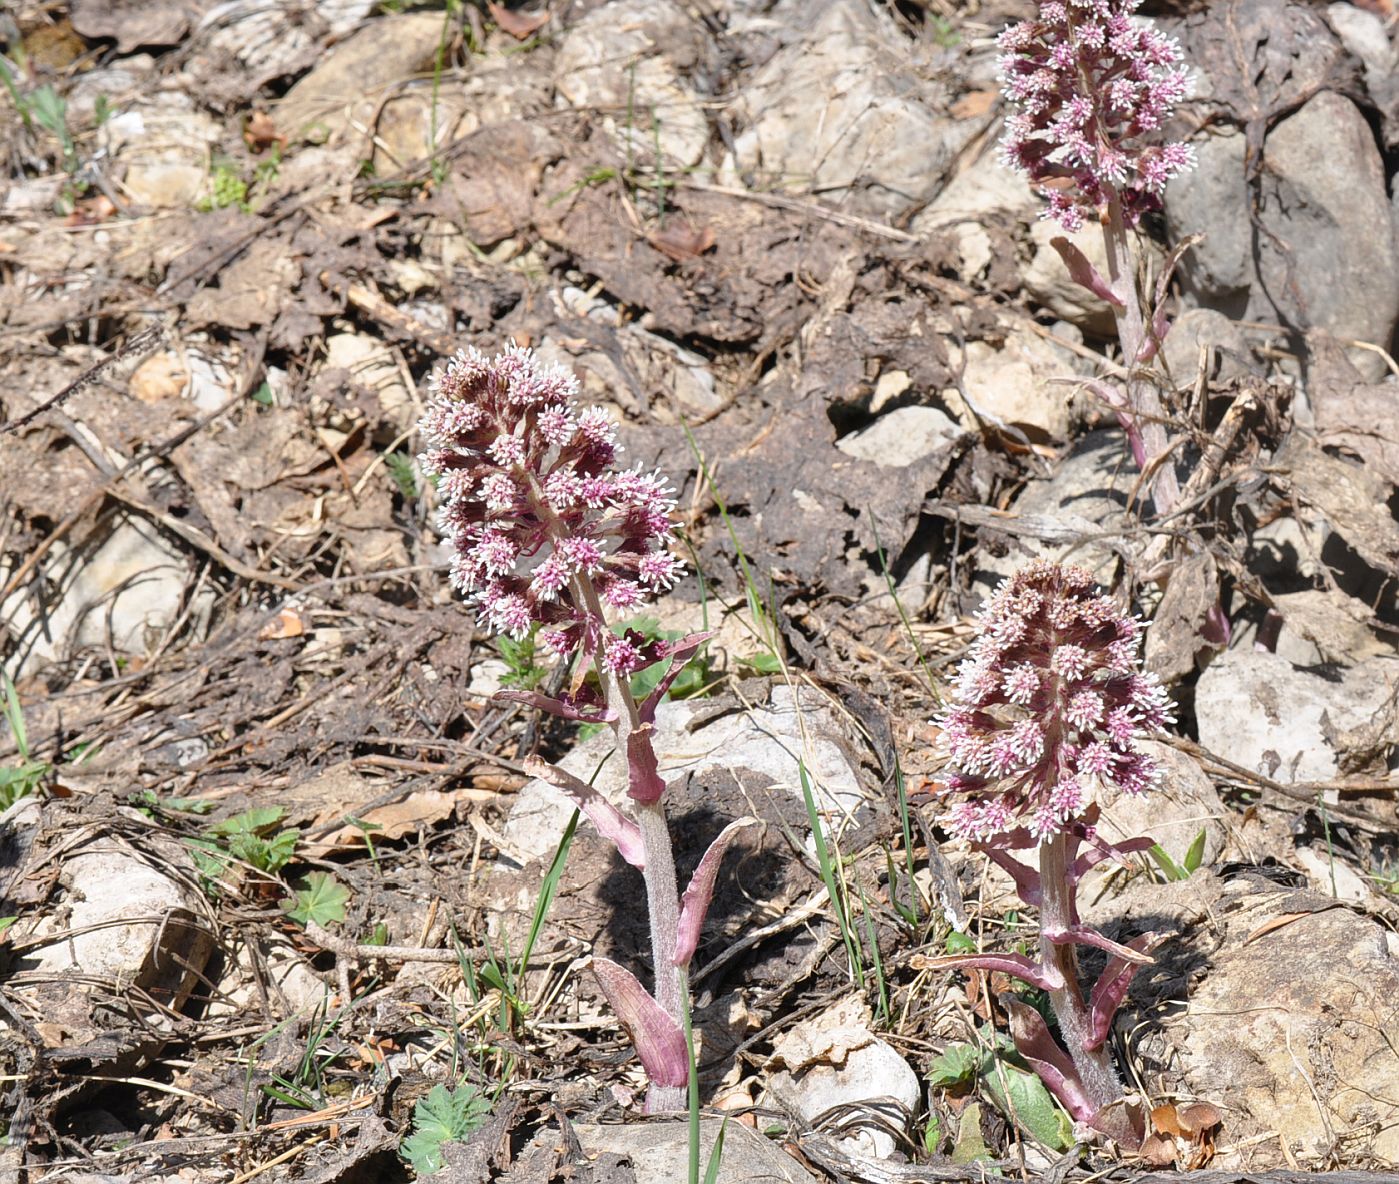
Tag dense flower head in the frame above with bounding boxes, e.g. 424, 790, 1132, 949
998, 0, 1195, 230
937, 561, 1173, 842
418, 344, 683, 661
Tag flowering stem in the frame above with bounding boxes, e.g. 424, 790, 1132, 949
1102, 196, 1179, 519
578, 573, 686, 1114
1037, 831, 1140, 1148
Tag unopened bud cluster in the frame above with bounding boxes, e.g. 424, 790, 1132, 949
998, 0, 1195, 230
418, 345, 682, 673
938, 561, 1173, 841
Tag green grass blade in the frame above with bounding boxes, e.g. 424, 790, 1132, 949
1182, 826, 1207, 875
869, 510, 939, 701
518, 808, 579, 983
701, 1118, 728, 1184
798, 761, 862, 986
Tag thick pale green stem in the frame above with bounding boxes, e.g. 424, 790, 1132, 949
1102, 197, 1180, 519
1038, 833, 1141, 1148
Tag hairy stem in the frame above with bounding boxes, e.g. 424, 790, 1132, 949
1038, 832, 1141, 1148
1103, 196, 1180, 519
576, 573, 687, 1113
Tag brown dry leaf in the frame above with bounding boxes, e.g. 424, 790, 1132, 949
1145, 550, 1221, 684
280, 762, 485, 855
1139, 1131, 1178, 1167
1177, 1101, 1222, 1135
244, 110, 287, 153
647, 222, 716, 262
129, 351, 191, 403
258, 607, 306, 640
1243, 911, 1312, 945
63, 195, 118, 227
312, 790, 464, 853
951, 90, 998, 119
185, 236, 302, 331
434, 121, 556, 245
488, 3, 550, 39
1151, 1102, 1185, 1138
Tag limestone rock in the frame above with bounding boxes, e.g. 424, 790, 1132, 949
836, 405, 965, 469
947, 327, 1090, 443
767, 995, 920, 1160
728, 0, 973, 219
561, 1119, 818, 1184
1168, 95, 1399, 381
554, 0, 712, 169
1169, 881, 1399, 1168
274, 13, 447, 141
1194, 651, 1399, 784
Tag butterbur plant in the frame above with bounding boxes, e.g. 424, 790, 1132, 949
419, 344, 747, 1113
999, 0, 1196, 518
930, 562, 1174, 1149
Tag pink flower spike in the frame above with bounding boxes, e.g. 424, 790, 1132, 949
524, 757, 645, 869
673, 818, 757, 967
591, 957, 689, 1094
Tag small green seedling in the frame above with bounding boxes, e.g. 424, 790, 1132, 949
0, 675, 50, 811
1148, 827, 1207, 882
498, 625, 550, 692
384, 450, 419, 499
190, 806, 299, 886
285, 871, 349, 927
930, 1034, 1074, 1152
400, 1083, 492, 1176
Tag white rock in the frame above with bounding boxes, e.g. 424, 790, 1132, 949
836, 405, 964, 468
20, 833, 213, 1015
945, 329, 1089, 442
567, 1119, 818, 1183
321, 331, 413, 432
1170, 880, 1399, 1167
1160, 307, 1258, 386
869, 368, 912, 415
1169, 95, 1399, 381
209, 933, 328, 1019
273, 12, 446, 141
1091, 740, 1227, 884
466, 658, 510, 698
1194, 651, 1399, 784
1292, 845, 1375, 905
912, 150, 1038, 277
728, 0, 973, 219
1328, 4, 1396, 88
2, 514, 215, 679
767, 995, 920, 1160
101, 95, 221, 209
554, 0, 712, 169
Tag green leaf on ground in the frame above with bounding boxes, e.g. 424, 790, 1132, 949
400, 1083, 492, 1175
285, 871, 350, 927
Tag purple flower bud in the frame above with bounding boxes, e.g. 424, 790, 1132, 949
997, 0, 1196, 229
418, 345, 684, 664
936, 561, 1174, 841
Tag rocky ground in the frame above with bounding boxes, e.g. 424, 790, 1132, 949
2, 0, 1399, 1181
